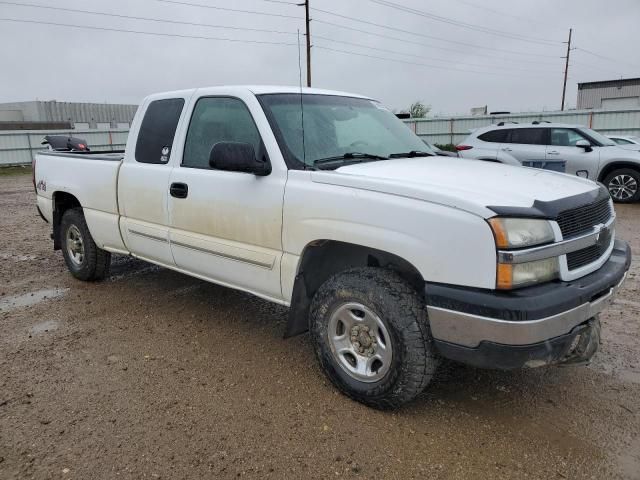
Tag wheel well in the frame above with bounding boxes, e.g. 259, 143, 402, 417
284, 240, 424, 338
52, 192, 81, 250
598, 162, 640, 183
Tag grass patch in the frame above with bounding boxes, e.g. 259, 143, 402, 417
0, 165, 32, 176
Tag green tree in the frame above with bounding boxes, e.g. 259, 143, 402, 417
409, 101, 430, 118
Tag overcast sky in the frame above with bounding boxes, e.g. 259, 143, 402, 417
0, 0, 638, 115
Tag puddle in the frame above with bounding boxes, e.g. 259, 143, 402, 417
30, 319, 59, 335
0, 288, 68, 313
0, 253, 37, 262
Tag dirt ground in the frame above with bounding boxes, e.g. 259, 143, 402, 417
1, 173, 639, 480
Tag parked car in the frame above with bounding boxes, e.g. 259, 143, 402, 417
33, 86, 630, 409
457, 122, 640, 202
607, 135, 640, 152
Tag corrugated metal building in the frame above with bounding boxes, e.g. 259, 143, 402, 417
0, 100, 138, 129
577, 78, 640, 110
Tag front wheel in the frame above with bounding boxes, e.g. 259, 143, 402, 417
309, 268, 439, 409
604, 168, 640, 203
60, 208, 111, 281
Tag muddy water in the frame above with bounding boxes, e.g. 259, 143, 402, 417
0, 288, 67, 313
1, 175, 639, 479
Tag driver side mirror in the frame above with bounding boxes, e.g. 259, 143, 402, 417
575, 139, 593, 152
209, 142, 271, 176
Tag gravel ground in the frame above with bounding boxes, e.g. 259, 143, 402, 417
1, 173, 639, 479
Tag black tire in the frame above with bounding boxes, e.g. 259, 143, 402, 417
603, 168, 640, 203
60, 208, 111, 281
309, 268, 439, 409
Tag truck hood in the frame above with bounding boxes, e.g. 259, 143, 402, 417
310, 157, 599, 218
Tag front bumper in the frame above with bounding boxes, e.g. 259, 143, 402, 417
425, 239, 631, 369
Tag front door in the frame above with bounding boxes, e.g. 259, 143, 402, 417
546, 128, 601, 179
167, 96, 286, 300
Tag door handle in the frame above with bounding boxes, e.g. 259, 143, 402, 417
501, 147, 512, 152
547, 150, 560, 155
170, 182, 188, 199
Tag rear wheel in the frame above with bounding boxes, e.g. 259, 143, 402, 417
60, 208, 111, 281
604, 168, 640, 203
309, 268, 439, 409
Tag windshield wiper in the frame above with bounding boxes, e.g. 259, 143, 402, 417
388, 150, 434, 158
313, 152, 389, 169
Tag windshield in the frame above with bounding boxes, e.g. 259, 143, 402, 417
578, 127, 616, 146
258, 94, 433, 168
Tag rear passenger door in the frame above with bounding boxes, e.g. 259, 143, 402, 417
546, 128, 600, 178
500, 128, 550, 168
167, 95, 286, 301
118, 96, 187, 266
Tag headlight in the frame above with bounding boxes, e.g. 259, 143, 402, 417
489, 217, 558, 289
488, 218, 554, 249
497, 257, 559, 290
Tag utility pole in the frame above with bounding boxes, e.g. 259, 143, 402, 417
561, 28, 572, 111
304, 0, 311, 87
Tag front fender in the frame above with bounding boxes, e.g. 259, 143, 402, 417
282, 172, 498, 298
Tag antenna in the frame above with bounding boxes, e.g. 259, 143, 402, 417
297, 29, 307, 168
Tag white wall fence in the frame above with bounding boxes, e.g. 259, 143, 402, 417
3, 109, 640, 165
0, 129, 129, 166
404, 109, 640, 146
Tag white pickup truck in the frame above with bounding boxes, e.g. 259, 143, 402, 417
33, 86, 631, 409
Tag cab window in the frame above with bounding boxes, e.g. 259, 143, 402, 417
550, 128, 588, 147
135, 98, 185, 164
183, 97, 262, 169
478, 129, 509, 143
506, 128, 546, 145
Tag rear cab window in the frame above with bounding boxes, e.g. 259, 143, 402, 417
135, 98, 185, 164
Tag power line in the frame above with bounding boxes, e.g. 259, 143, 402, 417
454, 0, 553, 26
314, 44, 556, 79
153, 0, 301, 19
258, 0, 298, 4
312, 34, 555, 73
311, 9, 560, 58
0, 1, 299, 36
313, 19, 559, 65
0, 17, 298, 45
366, 0, 559, 46
575, 47, 640, 70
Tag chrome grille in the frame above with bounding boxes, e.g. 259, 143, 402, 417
556, 197, 612, 239
567, 244, 608, 270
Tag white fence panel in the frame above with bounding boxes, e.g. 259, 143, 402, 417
0, 129, 129, 166
405, 109, 640, 146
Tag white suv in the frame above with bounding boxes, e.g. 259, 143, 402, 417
457, 122, 640, 203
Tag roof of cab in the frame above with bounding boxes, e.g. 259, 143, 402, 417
144, 85, 372, 101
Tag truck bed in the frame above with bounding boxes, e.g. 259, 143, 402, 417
35, 149, 125, 252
